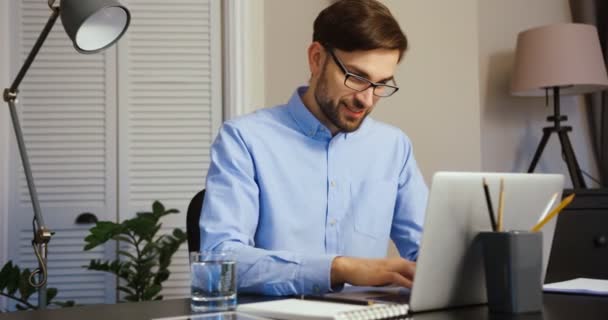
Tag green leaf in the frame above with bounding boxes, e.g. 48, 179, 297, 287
152, 201, 165, 215
7, 265, 20, 295
154, 269, 170, 284
124, 294, 139, 302
118, 250, 137, 261
141, 242, 158, 256
47, 287, 58, 302
0, 261, 14, 289
18, 268, 35, 301
172, 228, 186, 239
15, 304, 29, 311
142, 284, 162, 300
84, 221, 123, 250
118, 286, 135, 295
52, 300, 76, 308
112, 235, 136, 245
126, 216, 157, 239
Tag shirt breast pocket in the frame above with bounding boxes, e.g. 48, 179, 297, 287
350, 179, 398, 239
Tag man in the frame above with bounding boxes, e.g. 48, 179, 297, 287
201, 0, 428, 296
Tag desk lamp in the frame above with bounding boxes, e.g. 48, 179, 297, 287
3, 0, 130, 308
511, 23, 608, 189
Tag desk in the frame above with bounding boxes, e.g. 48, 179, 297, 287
1, 293, 607, 320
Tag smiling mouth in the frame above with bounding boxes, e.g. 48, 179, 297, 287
342, 103, 365, 118
342, 103, 365, 114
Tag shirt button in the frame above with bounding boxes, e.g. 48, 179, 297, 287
330, 181, 336, 187
330, 219, 336, 226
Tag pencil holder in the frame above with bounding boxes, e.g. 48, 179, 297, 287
478, 231, 543, 314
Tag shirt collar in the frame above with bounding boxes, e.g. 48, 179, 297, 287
286, 87, 332, 141
286, 86, 372, 141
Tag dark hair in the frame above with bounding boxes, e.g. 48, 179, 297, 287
313, 0, 408, 60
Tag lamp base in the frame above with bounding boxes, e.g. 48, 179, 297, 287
527, 86, 587, 189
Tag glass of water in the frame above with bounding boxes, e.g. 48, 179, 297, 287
190, 250, 237, 312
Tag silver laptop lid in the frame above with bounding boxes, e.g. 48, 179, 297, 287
410, 172, 564, 312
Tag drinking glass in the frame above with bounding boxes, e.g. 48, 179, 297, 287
190, 250, 237, 312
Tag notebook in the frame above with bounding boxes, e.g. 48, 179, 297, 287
544, 278, 608, 296
237, 299, 409, 320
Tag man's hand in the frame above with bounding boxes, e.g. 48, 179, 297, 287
331, 256, 416, 288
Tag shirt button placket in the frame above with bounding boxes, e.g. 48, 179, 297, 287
326, 141, 339, 254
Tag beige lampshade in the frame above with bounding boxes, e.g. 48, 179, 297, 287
511, 23, 608, 96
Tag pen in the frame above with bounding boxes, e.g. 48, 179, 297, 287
496, 178, 505, 232
300, 295, 375, 306
531, 193, 575, 232
482, 178, 497, 232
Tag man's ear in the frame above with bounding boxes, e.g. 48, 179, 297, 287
307, 42, 325, 78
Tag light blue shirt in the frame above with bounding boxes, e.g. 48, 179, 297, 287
201, 87, 428, 296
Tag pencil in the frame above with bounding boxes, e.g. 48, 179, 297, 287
531, 194, 575, 232
482, 178, 497, 231
497, 178, 505, 232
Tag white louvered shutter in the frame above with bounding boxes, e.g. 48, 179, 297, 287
7, 0, 117, 305
117, 0, 222, 299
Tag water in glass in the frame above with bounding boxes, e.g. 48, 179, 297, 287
190, 252, 237, 312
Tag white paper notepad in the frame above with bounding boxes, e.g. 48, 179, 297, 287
237, 299, 409, 320
544, 278, 608, 296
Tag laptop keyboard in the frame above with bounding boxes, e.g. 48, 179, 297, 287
369, 292, 411, 304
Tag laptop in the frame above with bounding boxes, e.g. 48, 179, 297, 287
325, 172, 564, 313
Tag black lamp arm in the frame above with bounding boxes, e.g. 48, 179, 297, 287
6, 7, 59, 94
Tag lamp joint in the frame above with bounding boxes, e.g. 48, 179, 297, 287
48, 0, 59, 10
3, 88, 18, 103
547, 115, 568, 122
35, 227, 53, 245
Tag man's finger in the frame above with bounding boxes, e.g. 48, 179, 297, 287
389, 272, 413, 288
385, 259, 416, 280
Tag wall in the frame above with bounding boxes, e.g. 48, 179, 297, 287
379, 0, 481, 178
478, 0, 600, 188
246, 2, 266, 111
263, 0, 330, 109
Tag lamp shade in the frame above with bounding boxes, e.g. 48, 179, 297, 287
60, 0, 130, 54
511, 23, 608, 96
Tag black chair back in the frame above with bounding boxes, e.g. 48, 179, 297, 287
186, 189, 205, 253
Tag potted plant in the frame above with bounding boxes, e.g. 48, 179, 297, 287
83, 201, 187, 302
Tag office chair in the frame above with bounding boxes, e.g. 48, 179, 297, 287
186, 189, 205, 253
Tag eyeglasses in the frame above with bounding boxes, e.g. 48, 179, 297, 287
326, 48, 399, 97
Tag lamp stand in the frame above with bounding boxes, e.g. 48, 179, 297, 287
2, 5, 60, 309
527, 87, 587, 189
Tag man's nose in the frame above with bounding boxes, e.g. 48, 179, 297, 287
354, 87, 374, 109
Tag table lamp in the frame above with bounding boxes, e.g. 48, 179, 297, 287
511, 23, 608, 189
2, 0, 130, 308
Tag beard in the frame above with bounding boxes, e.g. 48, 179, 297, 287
314, 67, 371, 133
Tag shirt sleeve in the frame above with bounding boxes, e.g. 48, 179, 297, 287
200, 121, 336, 295
390, 135, 428, 261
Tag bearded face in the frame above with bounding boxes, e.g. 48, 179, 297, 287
313, 60, 372, 133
